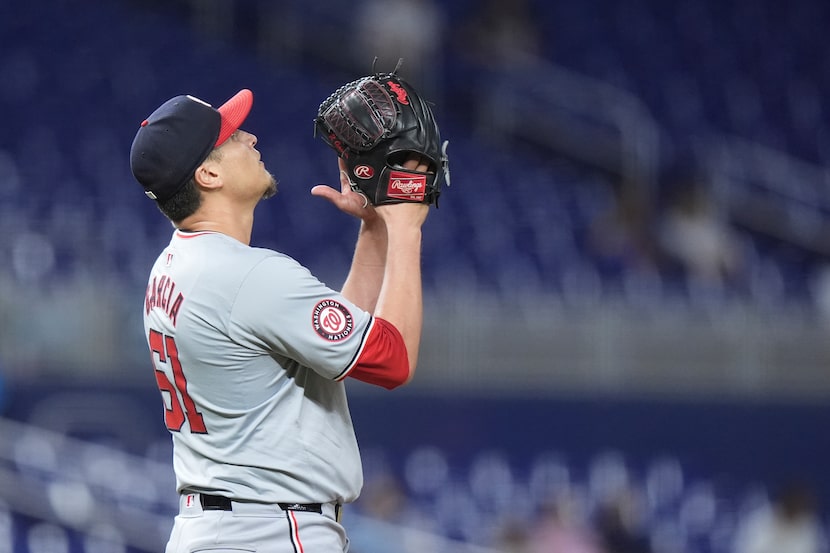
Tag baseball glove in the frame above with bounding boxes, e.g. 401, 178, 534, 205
314, 64, 449, 206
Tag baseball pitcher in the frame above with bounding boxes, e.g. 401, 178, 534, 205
129, 66, 448, 553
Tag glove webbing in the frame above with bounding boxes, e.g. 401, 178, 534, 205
321, 78, 396, 152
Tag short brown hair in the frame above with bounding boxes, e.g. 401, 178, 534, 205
156, 149, 222, 223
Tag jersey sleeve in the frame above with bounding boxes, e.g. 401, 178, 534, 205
228, 253, 373, 380
339, 317, 410, 389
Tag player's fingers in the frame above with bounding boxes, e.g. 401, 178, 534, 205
402, 154, 423, 170
312, 182, 373, 216
310, 184, 339, 201
339, 169, 357, 193
402, 154, 432, 174
336, 159, 353, 192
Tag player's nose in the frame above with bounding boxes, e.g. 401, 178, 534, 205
239, 129, 257, 147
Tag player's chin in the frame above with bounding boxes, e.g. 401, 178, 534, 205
261, 174, 278, 200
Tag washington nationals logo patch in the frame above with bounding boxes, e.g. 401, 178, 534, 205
312, 299, 354, 341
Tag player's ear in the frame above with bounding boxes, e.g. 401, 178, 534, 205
193, 158, 223, 191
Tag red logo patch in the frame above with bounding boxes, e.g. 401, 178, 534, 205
312, 299, 354, 341
387, 81, 409, 105
354, 165, 374, 179
387, 170, 426, 201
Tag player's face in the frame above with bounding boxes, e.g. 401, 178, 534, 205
216, 130, 277, 201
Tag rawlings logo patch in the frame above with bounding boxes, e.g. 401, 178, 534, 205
312, 299, 354, 341
388, 170, 426, 201
354, 165, 374, 179
387, 81, 409, 105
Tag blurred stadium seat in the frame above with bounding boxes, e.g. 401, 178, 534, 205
2, 0, 828, 309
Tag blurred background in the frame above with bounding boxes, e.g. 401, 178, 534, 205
1, 0, 830, 551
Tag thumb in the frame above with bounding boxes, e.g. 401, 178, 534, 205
311, 184, 339, 201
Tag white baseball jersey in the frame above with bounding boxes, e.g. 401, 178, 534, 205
143, 229, 374, 505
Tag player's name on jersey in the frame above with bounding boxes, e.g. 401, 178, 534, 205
145, 274, 184, 326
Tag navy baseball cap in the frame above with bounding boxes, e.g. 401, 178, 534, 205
130, 89, 253, 201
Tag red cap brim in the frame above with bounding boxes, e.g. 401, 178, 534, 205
215, 89, 253, 146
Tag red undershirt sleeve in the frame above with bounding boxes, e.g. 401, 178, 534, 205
339, 317, 410, 390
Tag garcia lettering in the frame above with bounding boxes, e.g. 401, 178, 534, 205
145, 275, 185, 327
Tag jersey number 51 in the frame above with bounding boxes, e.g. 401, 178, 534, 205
148, 329, 208, 434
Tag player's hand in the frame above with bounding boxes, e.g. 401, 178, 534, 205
399, 154, 431, 174
312, 155, 430, 221
311, 158, 378, 220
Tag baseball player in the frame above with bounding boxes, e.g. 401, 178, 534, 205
129, 80, 444, 553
